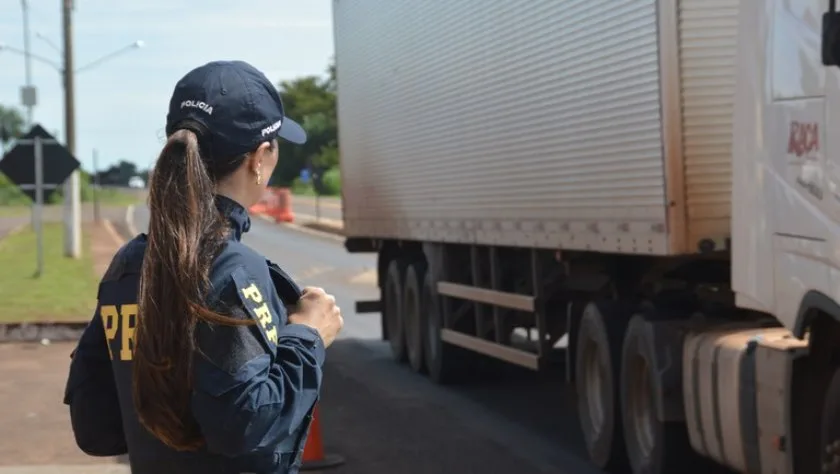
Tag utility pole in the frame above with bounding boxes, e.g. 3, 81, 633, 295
62, 0, 81, 258
21, 0, 38, 230
20, 0, 34, 127
92, 148, 100, 222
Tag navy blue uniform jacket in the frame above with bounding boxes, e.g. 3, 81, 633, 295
63, 196, 325, 474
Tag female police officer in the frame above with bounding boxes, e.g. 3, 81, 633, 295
62, 60, 343, 474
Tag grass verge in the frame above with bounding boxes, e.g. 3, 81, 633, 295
0, 189, 142, 217
94, 188, 144, 206
0, 206, 28, 217
0, 223, 98, 323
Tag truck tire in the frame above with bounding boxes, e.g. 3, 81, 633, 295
423, 271, 469, 384
821, 365, 840, 473
620, 314, 691, 474
575, 300, 629, 470
384, 259, 408, 363
403, 262, 427, 373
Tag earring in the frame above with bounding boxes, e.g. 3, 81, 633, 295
256, 169, 262, 186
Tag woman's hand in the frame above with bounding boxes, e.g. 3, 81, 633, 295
288, 287, 344, 347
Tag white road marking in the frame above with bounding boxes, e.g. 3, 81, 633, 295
125, 205, 138, 237
296, 265, 335, 281
349, 268, 377, 285
102, 219, 126, 246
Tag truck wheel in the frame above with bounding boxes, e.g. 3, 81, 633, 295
821, 365, 840, 473
575, 301, 629, 470
620, 314, 691, 474
423, 271, 467, 384
403, 262, 427, 373
384, 259, 408, 363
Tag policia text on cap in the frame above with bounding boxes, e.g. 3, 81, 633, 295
62, 60, 344, 474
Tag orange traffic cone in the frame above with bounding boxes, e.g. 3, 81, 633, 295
248, 188, 274, 215
270, 188, 295, 223
300, 405, 345, 471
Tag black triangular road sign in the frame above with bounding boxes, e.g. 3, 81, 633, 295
0, 124, 81, 202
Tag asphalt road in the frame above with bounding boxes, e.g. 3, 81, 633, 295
132, 204, 601, 474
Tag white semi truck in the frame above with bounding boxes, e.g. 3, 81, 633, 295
333, 1, 840, 473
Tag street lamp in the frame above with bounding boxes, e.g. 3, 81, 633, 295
0, 35, 145, 250
0, 39, 144, 76
0, 42, 62, 70
35, 32, 61, 56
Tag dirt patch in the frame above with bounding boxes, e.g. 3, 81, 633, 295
90, 220, 125, 278
0, 220, 129, 467
0, 342, 126, 466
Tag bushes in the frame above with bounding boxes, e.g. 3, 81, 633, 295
0, 173, 29, 206
0, 170, 121, 206
290, 177, 316, 196
321, 167, 341, 195
288, 166, 341, 196
28, 171, 94, 204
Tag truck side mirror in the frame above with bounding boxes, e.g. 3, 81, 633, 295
823, 0, 840, 66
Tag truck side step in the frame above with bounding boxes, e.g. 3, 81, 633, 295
355, 300, 381, 313
441, 329, 540, 370
437, 281, 535, 312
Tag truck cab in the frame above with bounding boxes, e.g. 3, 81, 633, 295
735, 0, 840, 335
721, 1, 840, 472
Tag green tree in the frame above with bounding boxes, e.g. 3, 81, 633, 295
95, 160, 139, 186
0, 105, 25, 150
271, 60, 338, 186
0, 105, 27, 204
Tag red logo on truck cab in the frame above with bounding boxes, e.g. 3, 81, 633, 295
787, 121, 820, 157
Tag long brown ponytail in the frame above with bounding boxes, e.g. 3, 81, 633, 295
133, 128, 253, 451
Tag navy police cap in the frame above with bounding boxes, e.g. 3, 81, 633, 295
165, 60, 307, 157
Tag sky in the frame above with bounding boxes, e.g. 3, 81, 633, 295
0, 0, 335, 173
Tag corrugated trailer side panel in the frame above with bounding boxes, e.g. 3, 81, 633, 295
678, 0, 738, 252
335, 0, 671, 255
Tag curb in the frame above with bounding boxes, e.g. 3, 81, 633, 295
0, 222, 29, 246
7, 222, 28, 238
102, 218, 126, 246
253, 212, 345, 242
301, 220, 345, 237
0, 322, 90, 343
125, 204, 138, 237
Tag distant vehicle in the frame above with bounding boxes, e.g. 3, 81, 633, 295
128, 176, 145, 189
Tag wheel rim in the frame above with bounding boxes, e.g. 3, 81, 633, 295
582, 335, 606, 437
628, 354, 656, 460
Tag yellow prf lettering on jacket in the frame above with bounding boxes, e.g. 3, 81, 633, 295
240, 283, 278, 344
100, 303, 138, 361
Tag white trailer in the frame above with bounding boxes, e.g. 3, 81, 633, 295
333, 1, 840, 473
